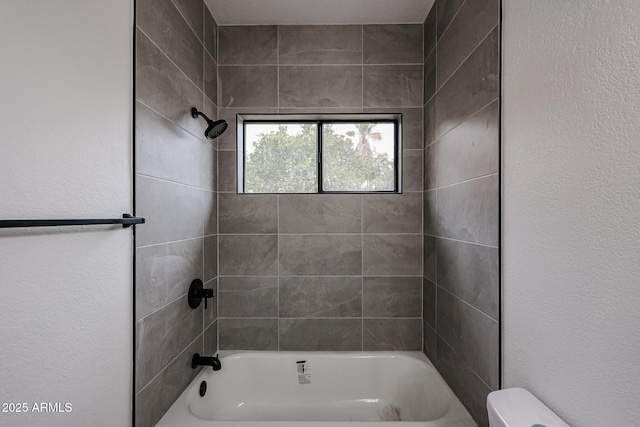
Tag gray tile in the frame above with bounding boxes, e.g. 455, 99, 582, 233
204, 320, 218, 355
217, 107, 278, 150
218, 66, 278, 107
437, 289, 499, 390
171, 0, 203, 41
219, 234, 278, 276
423, 278, 436, 328
437, 0, 498, 88
363, 234, 422, 276
203, 144, 216, 191
136, 102, 203, 187
434, 336, 492, 427
424, 6, 437, 58
279, 277, 362, 318
279, 194, 361, 233
204, 190, 216, 236
204, 236, 217, 281
363, 277, 422, 317
204, 7, 217, 59
364, 108, 423, 149
424, 48, 436, 103
363, 319, 422, 351
218, 277, 278, 317
277, 107, 364, 114
437, 238, 499, 319
135, 337, 201, 427
280, 66, 363, 108
219, 318, 278, 350
137, 0, 203, 87
436, 0, 466, 40
436, 28, 499, 138
363, 65, 423, 107
204, 50, 217, 104
436, 174, 499, 246
279, 235, 362, 276
279, 319, 361, 351
136, 298, 203, 392
136, 29, 203, 138
279, 25, 362, 65
204, 277, 217, 327
217, 150, 236, 191
436, 100, 499, 186
136, 238, 204, 320
363, 192, 421, 233
425, 143, 437, 189
363, 24, 423, 64
403, 149, 423, 191
424, 235, 437, 282
423, 322, 437, 361
424, 95, 436, 146
136, 176, 203, 246
219, 26, 277, 64
219, 193, 277, 233
424, 190, 437, 235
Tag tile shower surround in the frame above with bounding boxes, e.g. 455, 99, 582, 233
422, 0, 500, 425
216, 23, 425, 352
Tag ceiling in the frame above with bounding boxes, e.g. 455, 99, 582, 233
204, 0, 434, 25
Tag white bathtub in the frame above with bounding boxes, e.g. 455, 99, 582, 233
156, 352, 476, 427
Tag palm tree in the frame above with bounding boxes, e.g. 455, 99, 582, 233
346, 123, 382, 156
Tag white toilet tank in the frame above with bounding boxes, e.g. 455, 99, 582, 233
487, 388, 570, 427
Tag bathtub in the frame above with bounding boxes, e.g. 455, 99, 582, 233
156, 351, 476, 427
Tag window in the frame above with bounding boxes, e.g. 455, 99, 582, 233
237, 114, 401, 194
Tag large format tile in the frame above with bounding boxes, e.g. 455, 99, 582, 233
363, 65, 423, 107
217, 150, 236, 192
219, 193, 278, 233
219, 235, 278, 276
363, 192, 422, 233
403, 149, 424, 191
203, 235, 217, 281
363, 277, 422, 317
204, 190, 216, 236
436, 28, 499, 138
218, 66, 278, 107
204, 320, 218, 355
424, 190, 437, 236
423, 235, 437, 282
204, 7, 217, 58
279, 235, 362, 276
279, 194, 361, 233
423, 322, 437, 360
219, 319, 278, 350
437, 289, 499, 389
363, 24, 423, 64
363, 234, 422, 276
135, 337, 201, 427
435, 174, 499, 246
436, 0, 466, 40
218, 277, 278, 317
204, 277, 217, 327
136, 298, 203, 392
279, 25, 362, 64
136, 238, 204, 320
424, 49, 436, 102
171, 0, 203, 41
437, 0, 498, 87
279, 319, 362, 351
136, 176, 203, 247
279, 277, 362, 318
436, 100, 499, 187
204, 50, 217, 104
437, 238, 499, 319
136, 29, 203, 138
279, 66, 363, 108
202, 143, 217, 191
219, 26, 277, 64
424, 6, 437, 58
363, 319, 422, 351
424, 95, 436, 146
137, 0, 203, 87
136, 102, 203, 187
363, 107, 423, 149
423, 278, 436, 328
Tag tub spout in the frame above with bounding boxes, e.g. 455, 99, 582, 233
192, 353, 221, 371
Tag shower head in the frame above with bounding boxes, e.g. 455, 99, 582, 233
191, 107, 228, 139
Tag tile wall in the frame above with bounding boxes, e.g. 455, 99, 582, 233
134, 0, 219, 425
215, 24, 425, 351
422, 0, 500, 425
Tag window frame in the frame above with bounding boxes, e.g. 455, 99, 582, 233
237, 113, 403, 195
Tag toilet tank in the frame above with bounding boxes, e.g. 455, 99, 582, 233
487, 388, 570, 427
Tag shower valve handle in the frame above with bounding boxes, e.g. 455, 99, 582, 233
188, 279, 214, 309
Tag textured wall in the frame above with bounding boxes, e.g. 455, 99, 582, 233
215, 24, 425, 351
422, 0, 500, 425
503, 1, 640, 426
134, 0, 219, 425
0, 1, 133, 426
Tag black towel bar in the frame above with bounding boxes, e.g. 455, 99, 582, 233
0, 214, 145, 229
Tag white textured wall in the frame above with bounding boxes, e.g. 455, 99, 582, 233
0, 1, 133, 426
502, 1, 640, 426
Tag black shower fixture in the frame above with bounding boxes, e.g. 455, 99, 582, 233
191, 107, 228, 139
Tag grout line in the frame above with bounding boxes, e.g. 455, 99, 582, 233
438, 284, 499, 322
218, 316, 423, 320
423, 234, 499, 249
137, 172, 210, 191
136, 289, 188, 322
216, 63, 424, 67
361, 193, 364, 351
217, 232, 424, 236
437, 0, 468, 43
137, 236, 203, 250
361, 25, 364, 113
430, 172, 498, 191
169, 0, 202, 43
217, 274, 425, 278
135, 99, 208, 143
426, 98, 499, 148
435, 331, 494, 390
277, 194, 280, 351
